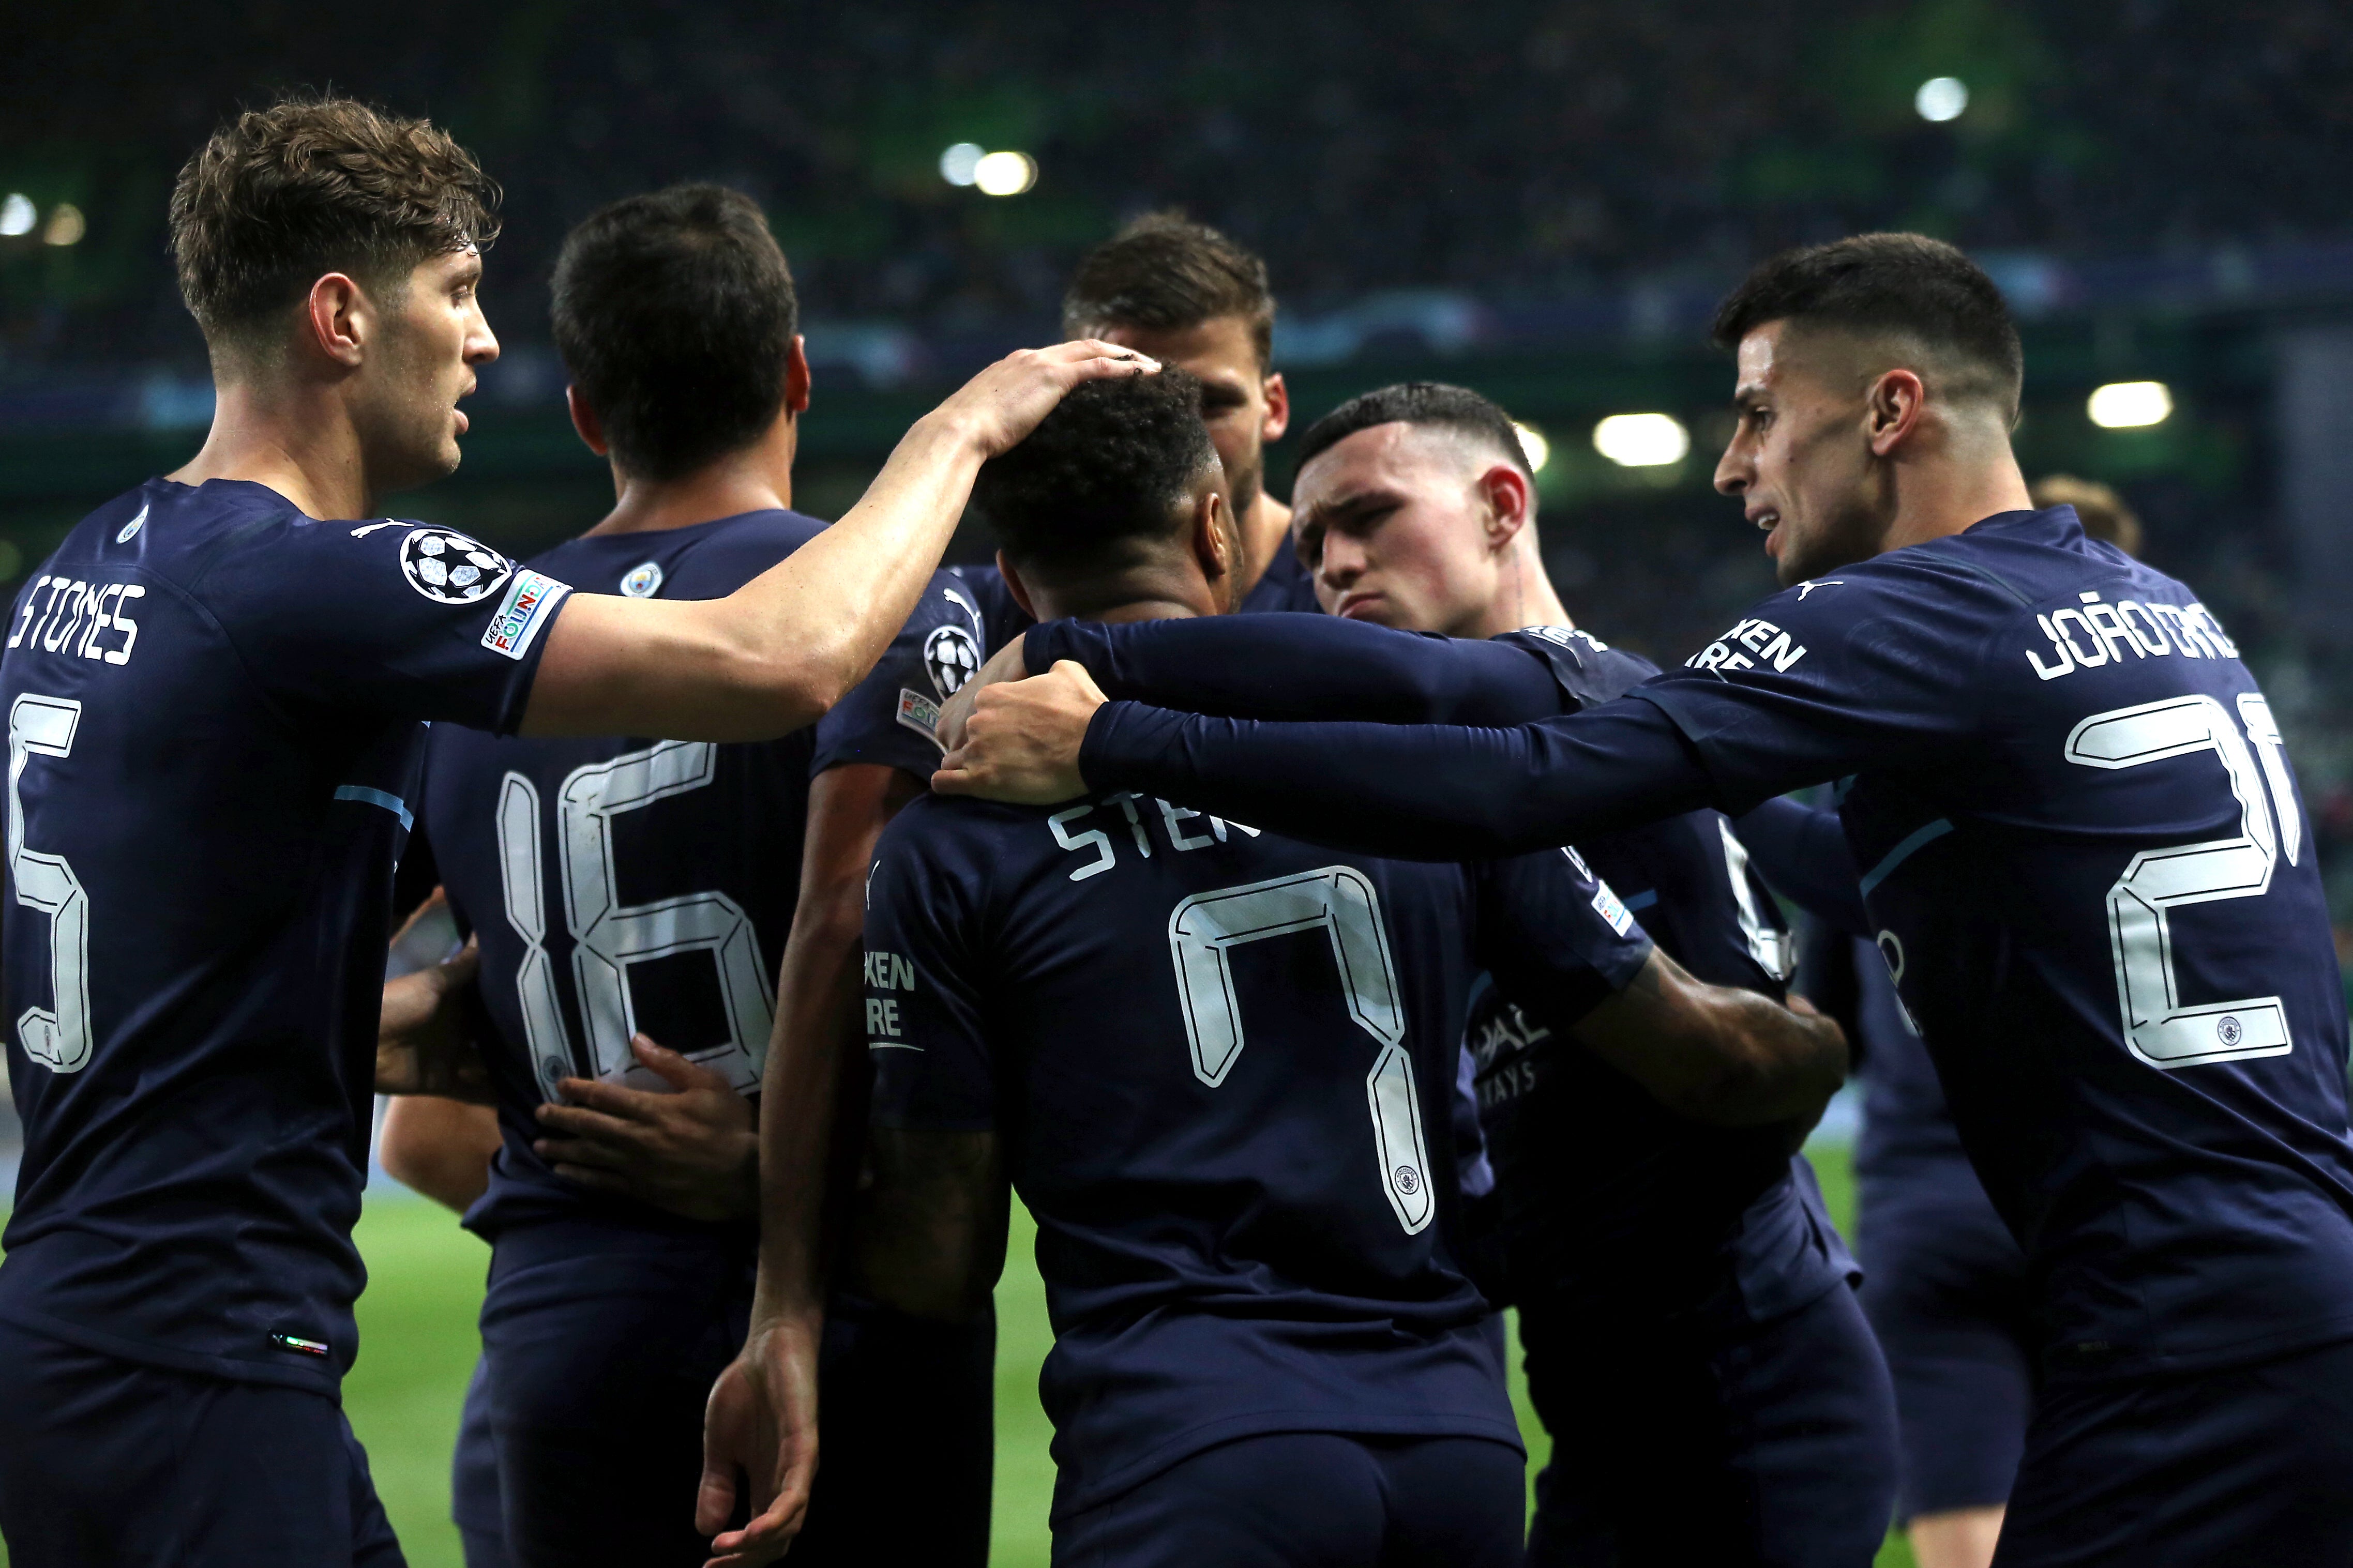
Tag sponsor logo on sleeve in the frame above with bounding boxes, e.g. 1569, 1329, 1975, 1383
896, 687, 946, 747
619, 560, 664, 598
481, 569, 569, 660
923, 623, 982, 697
1591, 880, 1635, 936
400, 527, 513, 605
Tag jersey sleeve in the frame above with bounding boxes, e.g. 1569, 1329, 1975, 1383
1024, 615, 1567, 725
194, 515, 568, 734
1627, 571, 1987, 814
813, 572, 984, 777
864, 811, 996, 1132
1079, 696, 1722, 861
1471, 847, 1656, 1028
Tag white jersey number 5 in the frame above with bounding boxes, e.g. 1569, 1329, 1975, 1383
1167, 867, 1434, 1234
2067, 693, 2300, 1069
9, 694, 91, 1073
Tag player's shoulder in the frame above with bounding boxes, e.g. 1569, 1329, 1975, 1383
531, 508, 826, 600
1495, 625, 1661, 707
870, 790, 1039, 900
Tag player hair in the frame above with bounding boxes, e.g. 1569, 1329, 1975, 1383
973, 369, 1218, 579
1710, 233, 2024, 417
1293, 381, 1535, 485
1062, 211, 1276, 370
550, 183, 800, 482
2030, 473, 2144, 558
170, 96, 501, 362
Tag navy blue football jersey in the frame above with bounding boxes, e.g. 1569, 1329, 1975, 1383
420, 511, 979, 1236
864, 788, 1651, 1520
0, 478, 566, 1390
943, 561, 1033, 653
1078, 506, 2353, 1380
1473, 627, 1852, 1325
1240, 538, 1321, 614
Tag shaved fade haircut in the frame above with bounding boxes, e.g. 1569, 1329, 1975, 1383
1295, 382, 1535, 485
1063, 212, 1275, 370
1712, 233, 2024, 417
170, 96, 500, 364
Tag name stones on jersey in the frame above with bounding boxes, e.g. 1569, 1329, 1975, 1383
400, 527, 514, 605
924, 623, 982, 697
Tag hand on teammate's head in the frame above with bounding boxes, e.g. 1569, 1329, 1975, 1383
926, 340, 1159, 460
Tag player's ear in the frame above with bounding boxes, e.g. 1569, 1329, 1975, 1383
1478, 462, 1533, 553
1191, 489, 1234, 584
1260, 370, 1289, 442
996, 550, 1039, 620
783, 335, 812, 418
1866, 368, 1926, 457
303, 272, 368, 370
566, 386, 609, 457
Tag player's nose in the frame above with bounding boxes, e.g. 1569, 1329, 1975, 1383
1712, 445, 1747, 496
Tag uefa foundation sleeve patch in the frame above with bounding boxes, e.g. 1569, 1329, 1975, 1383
897, 687, 946, 747
481, 569, 569, 660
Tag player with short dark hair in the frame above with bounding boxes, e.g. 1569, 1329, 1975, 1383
937, 232, 2353, 1567
1062, 212, 1313, 613
949, 377, 1899, 1564
417, 182, 994, 1567
0, 96, 1144, 1566
700, 370, 1850, 1568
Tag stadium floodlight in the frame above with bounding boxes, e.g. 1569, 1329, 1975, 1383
0, 194, 34, 237
973, 150, 1038, 196
1513, 421, 1550, 473
2087, 380, 2173, 429
41, 204, 84, 247
1914, 77, 1969, 123
939, 143, 985, 187
1592, 412, 1689, 467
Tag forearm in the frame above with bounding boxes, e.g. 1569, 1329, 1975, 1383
749, 899, 868, 1328
1077, 696, 1720, 860
376, 1096, 501, 1213
1023, 616, 1567, 725
1732, 796, 1868, 935
851, 1131, 1006, 1324
525, 416, 983, 741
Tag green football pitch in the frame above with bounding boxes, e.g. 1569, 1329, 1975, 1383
1, 1144, 1914, 1567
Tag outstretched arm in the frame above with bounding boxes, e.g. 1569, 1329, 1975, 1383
524, 342, 1155, 741
937, 662, 1721, 861
941, 616, 1568, 748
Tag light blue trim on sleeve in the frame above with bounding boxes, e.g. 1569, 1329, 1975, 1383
1858, 817, 1953, 899
334, 784, 414, 833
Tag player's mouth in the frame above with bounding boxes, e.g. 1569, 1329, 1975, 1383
1749, 507, 1783, 558
1335, 590, 1386, 621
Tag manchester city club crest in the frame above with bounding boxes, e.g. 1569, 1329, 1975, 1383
924, 623, 982, 697
399, 527, 512, 605
620, 561, 664, 598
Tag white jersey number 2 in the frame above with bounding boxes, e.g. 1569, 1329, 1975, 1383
2066, 693, 2302, 1070
1167, 867, 1434, 1235
9, 694, 90, 1072
494, 741, 772, 1098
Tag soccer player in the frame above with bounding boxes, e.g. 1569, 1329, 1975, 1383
0, 96, 1144, 1566
410, 184, 994, 1567
949, 379, 1897, 1565
938, 233, 2353, 1566
704, 368, 1849, 1567
1734, 474, 2153, 1568
1062, 212, 1316, 613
